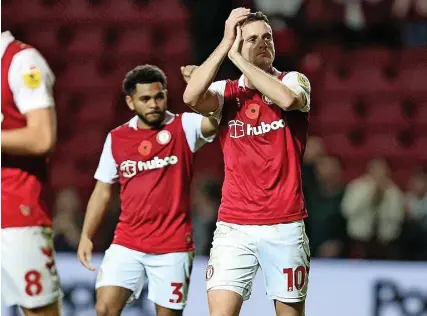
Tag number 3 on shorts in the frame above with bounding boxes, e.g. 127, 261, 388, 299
283, 266, 309, 292
169, 282, 184, 303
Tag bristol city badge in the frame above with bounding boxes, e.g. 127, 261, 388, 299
262, 95, 273, 105
206, 265, 214, 281
156, 130, 171, 145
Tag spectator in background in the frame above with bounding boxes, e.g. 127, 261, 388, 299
407, 167, 427, 227
53, 187, 84, 252
302, 136, 326, 197
342, 158, 405, 260
393, 0, 427, 46
306, 155, 347, 258
192, 176, 221, 256
401, 167, 427, 260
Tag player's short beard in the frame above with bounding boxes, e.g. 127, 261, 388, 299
137, 111, 165, 128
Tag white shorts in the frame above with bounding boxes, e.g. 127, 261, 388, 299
96, 244, 194, 310
206, 220, 310, 302
1, 226, 62, 309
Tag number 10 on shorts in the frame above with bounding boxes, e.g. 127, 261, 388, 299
283, 266, 309, 292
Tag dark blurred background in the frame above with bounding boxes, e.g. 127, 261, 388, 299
2, 0, 427, 262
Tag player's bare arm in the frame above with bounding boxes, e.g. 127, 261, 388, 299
1, 107, 56, 155
183, 7, 250, 114
78, 181, 113, 271
201, 116, 219, 137
228, 26, 307, 111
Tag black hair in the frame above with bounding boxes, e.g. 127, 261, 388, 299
122, 64, 167, 96
241, 11, 270, 27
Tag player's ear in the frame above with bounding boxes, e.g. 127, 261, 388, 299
125, 95, 135, 111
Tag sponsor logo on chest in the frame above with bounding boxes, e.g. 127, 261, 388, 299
228, 119, 285, 139
120, 155, 179, 178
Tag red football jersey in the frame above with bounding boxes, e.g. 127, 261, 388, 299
208, 70, 311, 225
1, 31, 56, 228
94, 112, 214, 254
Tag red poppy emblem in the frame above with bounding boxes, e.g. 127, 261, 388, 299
245, 103, 260, 119
138, 140, 152, 156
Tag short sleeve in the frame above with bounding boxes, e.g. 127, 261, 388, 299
281, 71, 311, 112
94, 133, 119, 183
8, 48, 55, 114
181, 112, 215, 153
208, 80, 227, 121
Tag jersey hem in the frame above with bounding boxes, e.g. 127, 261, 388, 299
1, 222, 52, 229
217, 211, 307, 225
112, 240, 195, 254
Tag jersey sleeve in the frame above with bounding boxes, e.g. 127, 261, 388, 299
281, 71, 311, 112
208, 80, 227, 122
181, 112, 216, 153
94, 133, 119, 183
8, 48, 56, 114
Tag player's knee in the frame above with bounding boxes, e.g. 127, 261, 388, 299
95, 300, 121, 316
274, 300, 305, 316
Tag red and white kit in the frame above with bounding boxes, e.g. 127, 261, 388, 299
206, 70, 311, 302
94, 111, 214, 309
1, 31, 61, 308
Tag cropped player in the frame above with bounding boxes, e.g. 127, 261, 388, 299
77, 65, 217, 316
1, 31, 62, 315
182, 9, 311, 316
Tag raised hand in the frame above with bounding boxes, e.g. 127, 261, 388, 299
223, 8, 250, 47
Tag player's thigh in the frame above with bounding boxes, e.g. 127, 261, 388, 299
257, 220, 310, 305
96, 286, 133, 316
143, 251, 194, 310
21, 301, 61, 316
96, 244, 146, 306
208, 289, 243, 316
1, 227, 61, 310
274, 300, 305, 316
207, 222, 259, 315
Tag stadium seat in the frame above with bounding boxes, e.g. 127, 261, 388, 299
304, 0, 344, 25
316, 96, 361, 133
22, 25, 61, 57
398, 47, 427, 65
162, 28, 193, 62
364, 133, 408, 161
66, 25, 105, 57
346, 66, 397, 95
75, 92, 116, 127
55, 60, 119, 91
397, 65, 427, 95
363, 96, 409, 132
322, 131, 367, 161
413, 99, 427, 133
323, 67, 353, 93
147, 0, 189, 26
348, 47, 394, 68
112, 26, 154, 60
